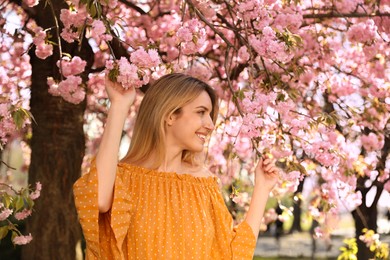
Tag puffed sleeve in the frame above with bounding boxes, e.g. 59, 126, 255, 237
231, 221, 257, 259
73, 158, 132, 260
209, 184, 257, 260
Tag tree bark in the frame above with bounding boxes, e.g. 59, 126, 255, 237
289, 178, 305, 233
21, 0, 93, 258
352, 204, 377, 260
351, 174, 384, 260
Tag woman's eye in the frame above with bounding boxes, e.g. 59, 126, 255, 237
198, 111, 205, 115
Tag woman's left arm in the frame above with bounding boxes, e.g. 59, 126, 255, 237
244, 155, 279, 237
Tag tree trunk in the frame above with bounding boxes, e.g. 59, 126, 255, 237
289, 178, 305, 233
352, 204, 377, 260
351, 173, 384, 260
21, 0, 93, 258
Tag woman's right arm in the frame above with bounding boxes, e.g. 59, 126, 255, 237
96, 78, 136, 213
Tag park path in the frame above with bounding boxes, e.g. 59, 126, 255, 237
255, 217, 390, 259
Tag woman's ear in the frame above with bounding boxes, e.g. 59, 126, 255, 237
165, 108, 181, 126
165, 112, 175, 126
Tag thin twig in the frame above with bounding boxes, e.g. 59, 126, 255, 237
186, 0, 235, 49
1, 160, 16, 170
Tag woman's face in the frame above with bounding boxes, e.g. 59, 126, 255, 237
166, 91, 215, 153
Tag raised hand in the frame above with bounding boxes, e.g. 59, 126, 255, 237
105, 75, 136, 110
254, 154, 279, 192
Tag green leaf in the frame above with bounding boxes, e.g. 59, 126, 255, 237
11, 231, 17, 242
14, 196, 25, 212
2, 194, 12, 208
11, 110, 25, 129
26, 197, 34, 209
88, 3, 97, 18
61, 52, 72, 59
0, 226, 9, 240
108, 67, 119, 82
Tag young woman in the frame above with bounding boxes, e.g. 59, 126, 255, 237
74, 73, 279, 259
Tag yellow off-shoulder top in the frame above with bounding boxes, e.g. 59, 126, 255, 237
73, 159, 256, 260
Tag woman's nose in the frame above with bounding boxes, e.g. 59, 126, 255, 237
204, 115, 215, 130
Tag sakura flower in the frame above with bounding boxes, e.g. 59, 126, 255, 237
177, 27, 193, 42
347, 20, 377, 44
23, 0, 39, 8
56, 56, 87, 77
384, 180, 390, 193
0, 208, 13, 221
13, 234, 33, 245
361, 132, 384, 152
35, 43, 53, 60
29, 182, 42, 200
14, 209, 32, 220
130, 48, 161, 68
237, 46, 250, 64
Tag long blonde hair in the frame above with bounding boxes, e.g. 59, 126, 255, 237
122, 73, 218, 169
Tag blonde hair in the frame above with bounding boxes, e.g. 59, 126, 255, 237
123, 73, 218, 169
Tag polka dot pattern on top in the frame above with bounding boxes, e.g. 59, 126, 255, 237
73, 158, 257, 260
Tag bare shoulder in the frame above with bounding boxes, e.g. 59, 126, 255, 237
198, 166, 215, 178
183, 163, 215, 178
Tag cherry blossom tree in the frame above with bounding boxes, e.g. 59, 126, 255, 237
0, 0, 389, 259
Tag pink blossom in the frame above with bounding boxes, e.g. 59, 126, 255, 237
116, 57, 147, 89
193, 0, 215, 17
91, 20, 106, 37
60, 8, 88, 28
56, 56, 86, 77
232, 192, 249, 207
89, 20, 107, 44
0, 208, 13, 221
99, 0, 118, 8
31, 26, 46, 46
361, 132, 384, 152
177, 27, 193, 42
280, 170, 302, 193
60, 28, 79, 43
347, 20, 377, 44
29, 182, 42, 200
334, 0, 363, 12
177, 19, 207, 55
130, 48, 161, 68
13, 234, 33, 245
23, 0, 39, 8
263, 208, 278, 225
185, 62, 212, 82
105, 60, 114, 70
59, 7, 91, 43
237, 46, 250, 64
249, 28, 290, 62
14, 209, 32, 220
384, 181, 390, 192
35, 43, 53, 60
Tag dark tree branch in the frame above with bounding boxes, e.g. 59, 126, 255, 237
303, 11, 390, 19
118, 0, 147, 15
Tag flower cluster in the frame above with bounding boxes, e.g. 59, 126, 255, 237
28, 24, 53, 60
360, 132, 384, 152
347, 19, 378, 44
249, 27, 290, 62
60, 7, 91, 43
359, 229, 389, 259
176, 19, 207, 55
0, 104, 16, 147
0, 182, 41, 245
47, 56, 87, 104
106, 48, 161, 89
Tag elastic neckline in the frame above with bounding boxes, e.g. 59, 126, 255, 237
118, 162, 218, 185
